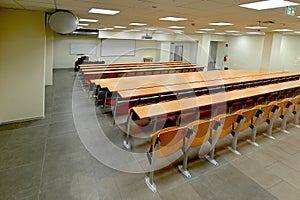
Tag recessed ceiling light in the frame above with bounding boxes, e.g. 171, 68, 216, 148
168, 26, 184, 29
246, 32, 264, 35
215, 32, 226, 35
226, 30, 239, 33
77, 26, 83, 29
124, 29, 142, 32
79, 18, 98, 22
294, 31, 300, 34
199, 28, 215, 31
195, 31, 206, 33
245, 26, 268, 29
173, 30, 184, 34
98, 28, 114, 31
298, 16, 300, 18
232, 33, 243, 36
78, 23, 88, 26
113, 26, 127, 29
209, 22, 233, 26
89, 8, 120, 15
159, 16, 187, 21
129, 22, 147, 26
273, 29, 293, 32
145, 27, 157, 31
239, 0, 298, 10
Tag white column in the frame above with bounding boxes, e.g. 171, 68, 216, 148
159, 41, 171, 61
260, 32, 282, 71
197, 34, 211, 70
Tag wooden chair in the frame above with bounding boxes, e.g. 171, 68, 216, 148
235, 108, 264, 147
287, 95, 300, 128
268, 99, 294, 134
185, 120, 223, 166
210, 113, 245, 164
253, 103, 280, 140
145, 126, 195, 192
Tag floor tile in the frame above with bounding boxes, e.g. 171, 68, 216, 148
268, 181, 300, 200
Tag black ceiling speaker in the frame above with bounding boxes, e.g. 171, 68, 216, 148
48, 11, 78, 34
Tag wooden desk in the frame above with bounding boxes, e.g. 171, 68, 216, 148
117, 72, 299, 99
94, 70, 294, 93
81, 64, 197, 72
130, 80, 300, 120
79, 61, 192, 68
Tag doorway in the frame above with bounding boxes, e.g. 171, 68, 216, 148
173, 45, 183, 61
208, 41, 218, 70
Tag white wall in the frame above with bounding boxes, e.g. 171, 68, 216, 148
0, 8, 45, 124
280, 35, 300, 72
45, 25, 53, 85
101, 40, 160, 64
226, 35, 264, 70
53, 35, 101, 68
53, 35, 160, 68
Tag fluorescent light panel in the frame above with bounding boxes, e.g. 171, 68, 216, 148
239, 0, 298, 10
113, 26, 127, 29
99, 28, 114, 30
195, 31, 206, 33
215, 32, 226, 35
245, 26, 268, 29
226, 30, 239, 33
168, 26, 184, 29
247, 32, 264, 35
199, 28, 215, 31
89, 8, 120, 15
273, 29, 293, 32
159, 16, 187, 21
79, 18, 98, 22
129, 22, 147, 26
78, 23, 88, 26
209, 22, 233, 26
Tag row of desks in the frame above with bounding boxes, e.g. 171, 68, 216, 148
80, 63, 196, 72
129, 80, 300, 120
93, 70, 299, 94
79, 61, 192, 68
117, 71, 300, 99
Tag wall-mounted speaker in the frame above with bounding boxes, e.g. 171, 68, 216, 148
48, 11, 78, 34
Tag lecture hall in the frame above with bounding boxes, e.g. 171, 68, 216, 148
1, 0, 300, 199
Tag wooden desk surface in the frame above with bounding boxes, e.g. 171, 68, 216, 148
83, 65, 202, 75
79, 61, 191, 68
130, 80, 300, 120
81, 64, 197, 72
117, 71, 299, 99
93, 70, 292, 92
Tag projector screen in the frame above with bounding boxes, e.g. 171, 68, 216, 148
101, 39, 135, 57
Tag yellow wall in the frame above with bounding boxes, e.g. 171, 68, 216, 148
0, 8, 45, 123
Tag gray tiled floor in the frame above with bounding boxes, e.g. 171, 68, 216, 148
1, 69, 300, 200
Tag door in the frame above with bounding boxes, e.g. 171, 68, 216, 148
174, 45, 183, 61
208, 41, 218, 70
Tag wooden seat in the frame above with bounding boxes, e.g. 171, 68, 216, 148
253, 103, 280, 140
235, 108, 264, 147
210, 113, 245, 164
145, 126, 195, 192
286, 95, 300, 128
185, 120, 223, 166
269, 99, 294, 134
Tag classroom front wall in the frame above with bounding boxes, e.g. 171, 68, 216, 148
0, 8, 45, 124
53, 35, 160, 68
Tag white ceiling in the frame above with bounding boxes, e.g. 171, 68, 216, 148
1, 0, 300, 34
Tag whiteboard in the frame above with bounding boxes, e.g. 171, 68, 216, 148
70, 44, 97, 55
101, 39, 135, 57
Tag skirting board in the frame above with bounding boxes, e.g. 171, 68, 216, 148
0, 116, 45, 125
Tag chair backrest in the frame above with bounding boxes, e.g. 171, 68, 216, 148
186, 120, 211, 148
254, 104, 275, 124
235, 108, 259, 132
213, 113, 239, 139
269, 100, 291, 119
151, 126, 191, 158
